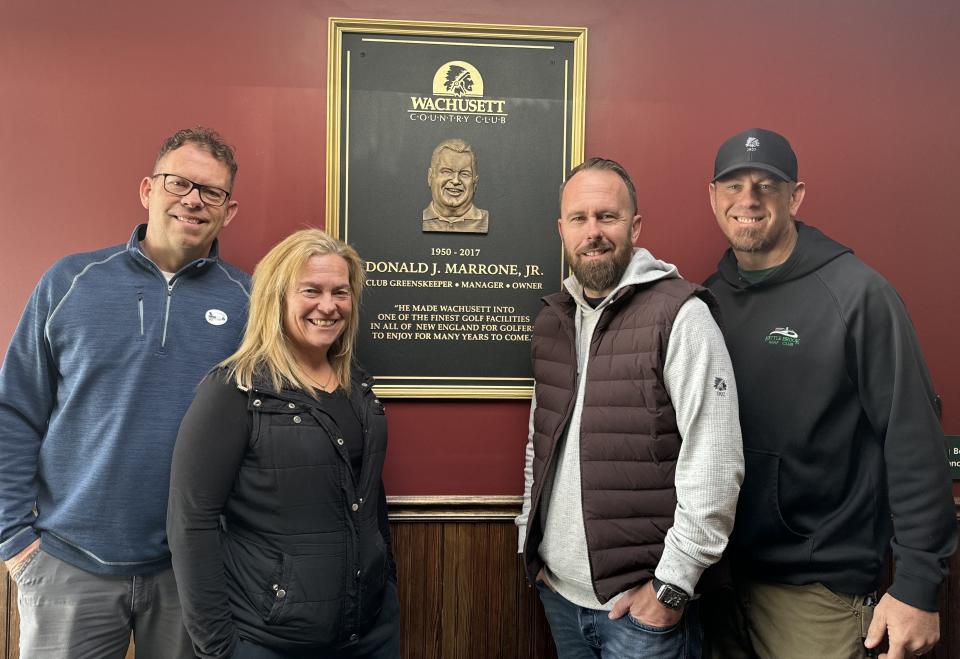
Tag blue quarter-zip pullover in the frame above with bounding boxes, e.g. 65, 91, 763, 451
0, 225, 250, 575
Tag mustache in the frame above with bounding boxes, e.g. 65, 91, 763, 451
576, 238, 615, 256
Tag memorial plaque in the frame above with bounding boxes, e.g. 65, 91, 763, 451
327, 18, 587, 397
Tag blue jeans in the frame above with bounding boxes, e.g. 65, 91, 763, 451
536, 581, 701, 659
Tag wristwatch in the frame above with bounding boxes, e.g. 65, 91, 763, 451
651, 577, 689, 610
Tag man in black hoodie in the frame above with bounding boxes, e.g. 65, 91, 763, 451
702, 128, 955, 659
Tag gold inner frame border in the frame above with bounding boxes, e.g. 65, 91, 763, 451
387, 495, 522, 521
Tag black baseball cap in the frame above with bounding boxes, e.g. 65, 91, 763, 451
712, 128, 797, 182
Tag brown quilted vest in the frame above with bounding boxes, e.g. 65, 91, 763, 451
523, 277, 717, 603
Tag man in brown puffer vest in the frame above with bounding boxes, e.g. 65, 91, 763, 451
516, 158, 744, 659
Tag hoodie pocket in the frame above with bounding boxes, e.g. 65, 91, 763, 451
732, 448, 812, 564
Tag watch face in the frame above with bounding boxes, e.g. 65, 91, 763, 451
661, 588, 685, 609
655, 581, 688, 609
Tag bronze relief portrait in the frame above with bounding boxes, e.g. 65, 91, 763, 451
422, 138, 489, 234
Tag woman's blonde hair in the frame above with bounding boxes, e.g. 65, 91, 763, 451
222, 228, 365, 396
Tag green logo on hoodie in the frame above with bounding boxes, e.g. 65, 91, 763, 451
764, 326, 800, 347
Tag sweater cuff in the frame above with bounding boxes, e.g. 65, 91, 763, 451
0, 526, 40, 561
887, 573, 942, 613
655, 544, 705, 598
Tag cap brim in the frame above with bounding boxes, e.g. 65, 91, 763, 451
712, 162, 794, 183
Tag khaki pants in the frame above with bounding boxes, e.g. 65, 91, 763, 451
702, 579, 875, 659
14, 549, 195, 659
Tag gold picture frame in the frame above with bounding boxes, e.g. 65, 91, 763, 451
326, 18, 587, 398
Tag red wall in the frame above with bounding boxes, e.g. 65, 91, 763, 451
2, 1, 958, 496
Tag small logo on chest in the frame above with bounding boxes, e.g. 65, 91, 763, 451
764, 326, 800, 347
205, 309, 228, 326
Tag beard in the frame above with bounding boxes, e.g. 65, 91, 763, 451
723, 216, 796, 255
568, 237, 633, 294
726, 224, 771, 253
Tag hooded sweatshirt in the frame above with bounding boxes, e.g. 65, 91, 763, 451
705, 222, 955, 611
517, 247, 743, 608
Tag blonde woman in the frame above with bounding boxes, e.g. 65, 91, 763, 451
167, 229, 398, 658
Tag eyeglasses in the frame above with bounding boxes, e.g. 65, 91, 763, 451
151, 173, 231, 207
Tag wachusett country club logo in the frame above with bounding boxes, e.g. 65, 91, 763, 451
764, 326, 800, 347
408, 60, 508, 125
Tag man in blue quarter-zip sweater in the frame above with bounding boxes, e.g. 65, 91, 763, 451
0, 127, 251, 658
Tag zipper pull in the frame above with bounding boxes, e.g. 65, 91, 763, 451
137, 293, 144, 336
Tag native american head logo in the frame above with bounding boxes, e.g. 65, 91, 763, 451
432, 61, 485, 97
444, 65, 474, 96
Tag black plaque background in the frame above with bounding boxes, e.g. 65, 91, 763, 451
334, 29, 579, 395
